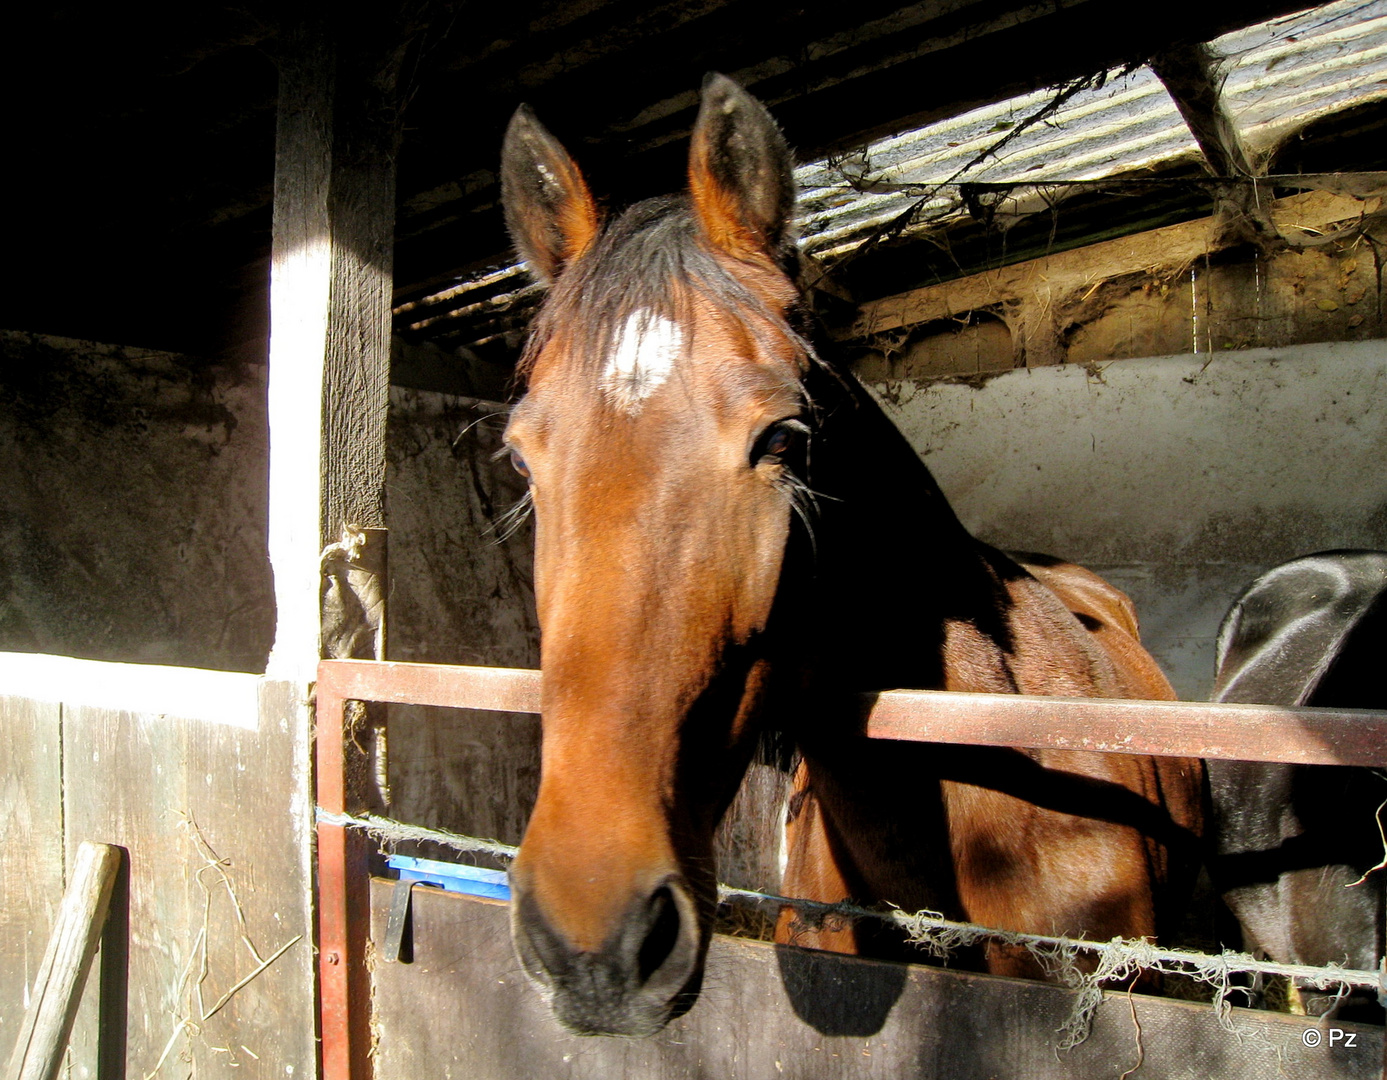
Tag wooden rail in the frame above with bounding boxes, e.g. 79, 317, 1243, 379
313, 657, 1387, 1080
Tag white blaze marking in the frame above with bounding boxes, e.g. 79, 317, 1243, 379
602, 310, 684, 412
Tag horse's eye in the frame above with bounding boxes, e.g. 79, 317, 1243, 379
765, 428, 793, 456
753, 420, 804, 466
510, 450, 531, 479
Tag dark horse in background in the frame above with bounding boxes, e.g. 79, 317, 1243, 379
1210, 550, 1387, 1020
498, 74, 1204, 1037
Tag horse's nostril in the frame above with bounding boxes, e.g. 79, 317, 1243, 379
513, 891, 567, 986
637, 885, 683, 984
510, 872, 703, 1036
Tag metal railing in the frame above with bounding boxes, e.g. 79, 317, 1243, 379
313, 658, 1387, 1080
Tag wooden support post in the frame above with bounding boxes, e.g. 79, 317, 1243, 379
267, 7, 403, 682
4, 843, 122, 1080
267, 8, 412, 1080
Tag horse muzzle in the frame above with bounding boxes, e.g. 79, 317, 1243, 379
508, 870, 704, 1037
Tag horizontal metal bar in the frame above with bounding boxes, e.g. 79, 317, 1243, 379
317, 659, 542, 713
317, 659, 1387, 768
862, 690, 1387, 768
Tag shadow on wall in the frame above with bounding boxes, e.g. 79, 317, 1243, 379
0, 331, 274, 672
0, 332, 538, 677
776, 943, 909, 1036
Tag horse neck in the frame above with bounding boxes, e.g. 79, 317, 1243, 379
790, 362, 1021, 692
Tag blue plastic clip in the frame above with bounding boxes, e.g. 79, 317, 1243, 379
385, 854, 511, 901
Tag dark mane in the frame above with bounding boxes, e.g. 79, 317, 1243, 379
516, 194, 802, 383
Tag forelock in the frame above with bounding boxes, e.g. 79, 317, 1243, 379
517, 195, 799, 390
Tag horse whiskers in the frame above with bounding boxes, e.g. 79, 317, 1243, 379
783, 482, 818, 559
489, 489, 534, 544
452, 409, 509, 449
775, 470, 835, 560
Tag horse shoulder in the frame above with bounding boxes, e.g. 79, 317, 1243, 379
1012, 555, 1176, 703
1020, 558, 1206, 879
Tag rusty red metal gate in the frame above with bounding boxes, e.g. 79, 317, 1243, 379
314, 658, 1387, 1080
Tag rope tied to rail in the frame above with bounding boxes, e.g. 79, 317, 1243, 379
317, 807, 519, 861
317, 808, 1382, 1048
718, 882, 1379, 1048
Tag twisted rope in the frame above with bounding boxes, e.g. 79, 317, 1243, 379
318, 808, 1383, 1045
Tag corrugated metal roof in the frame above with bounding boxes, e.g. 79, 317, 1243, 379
797, 0, 1387, 258
397, 0, 1387, 351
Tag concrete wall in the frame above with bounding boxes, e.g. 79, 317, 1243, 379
379, 388, 542, 852
0, 331, 274, 671
0, 332, 539, 677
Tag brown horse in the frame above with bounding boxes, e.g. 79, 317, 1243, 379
500, 74, 1204, 1037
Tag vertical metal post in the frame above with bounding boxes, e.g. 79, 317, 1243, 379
315, 679, 371, 1080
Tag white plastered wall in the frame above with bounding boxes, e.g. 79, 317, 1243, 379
868, 340, 1387, 699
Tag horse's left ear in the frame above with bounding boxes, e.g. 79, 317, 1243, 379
501, 105, 602, 284
688, 74, 796, 265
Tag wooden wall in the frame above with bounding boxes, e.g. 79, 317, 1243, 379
0, 674, 317, 1079
371, 884, 1383, 1080
0, 696, 64, 1061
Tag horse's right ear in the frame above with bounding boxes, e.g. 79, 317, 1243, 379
688, 74, 796, 266
501, 105, 601, 283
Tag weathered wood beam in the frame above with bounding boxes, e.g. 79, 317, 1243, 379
1150, 42, 1280, 251
1150, 42, 1255, 177
841, 190, 1373, 347
266, 9, 408, 678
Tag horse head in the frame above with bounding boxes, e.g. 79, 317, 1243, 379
501, 74, 811, 1036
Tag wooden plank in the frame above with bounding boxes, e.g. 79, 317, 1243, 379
370, 883, 1382, 1080
316, 659, 1387, 766
59, 686, 316, 1080
0, 698, 63, 1069
3, 842, 120, 1080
